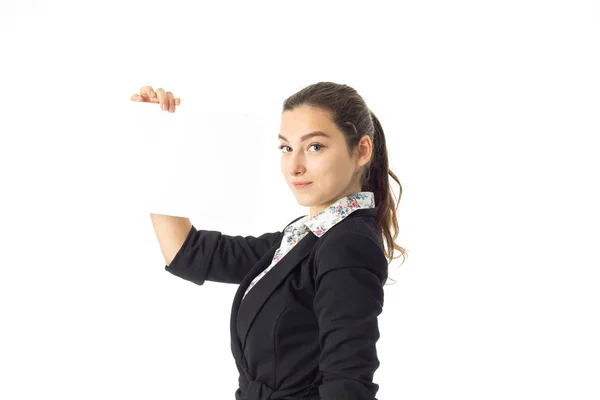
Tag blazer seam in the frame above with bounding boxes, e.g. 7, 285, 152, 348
273, 300, 295, 389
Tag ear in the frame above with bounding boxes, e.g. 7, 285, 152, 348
355, 135, 373, 168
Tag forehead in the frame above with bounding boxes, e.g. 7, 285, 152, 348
279, 105, 339, 140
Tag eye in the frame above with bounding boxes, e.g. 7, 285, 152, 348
277, 143, 324, 153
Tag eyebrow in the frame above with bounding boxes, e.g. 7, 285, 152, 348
278, 131, 331, 142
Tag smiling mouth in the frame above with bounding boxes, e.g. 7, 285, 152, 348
293, 183, 312, 188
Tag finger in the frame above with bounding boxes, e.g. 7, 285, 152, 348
155, 88, 168, 110
130, 93, 144, 102
167, 92, 175, 112
139, 86, 155, 100
175, 98, 181, 106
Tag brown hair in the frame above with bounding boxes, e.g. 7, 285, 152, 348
282, 81, 407, 282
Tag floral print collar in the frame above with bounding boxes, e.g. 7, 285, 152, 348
287, 191, 375, 238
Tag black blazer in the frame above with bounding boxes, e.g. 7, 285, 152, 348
165, 207, 387, 400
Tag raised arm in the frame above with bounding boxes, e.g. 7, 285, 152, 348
151, 214, 284, 285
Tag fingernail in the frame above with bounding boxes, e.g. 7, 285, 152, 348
162, 104, 166, 110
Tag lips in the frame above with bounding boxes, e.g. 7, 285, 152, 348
293, 182, 312, 188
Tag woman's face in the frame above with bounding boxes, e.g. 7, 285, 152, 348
279, 105, 372, 218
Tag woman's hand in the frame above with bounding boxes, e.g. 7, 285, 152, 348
130, 86, 181, 113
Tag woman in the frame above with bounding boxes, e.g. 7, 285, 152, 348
131, 82, 405, 400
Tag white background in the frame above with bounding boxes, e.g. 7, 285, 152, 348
1, 1, 598, 399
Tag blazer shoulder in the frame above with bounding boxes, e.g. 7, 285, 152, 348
319, 211, 381, 246
313, 218, 387, 283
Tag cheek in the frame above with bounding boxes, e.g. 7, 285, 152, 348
320, 157, 346, 176
280, 158, 287, 172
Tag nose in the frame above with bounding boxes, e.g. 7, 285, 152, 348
288, 156, 306, 177
290, 165, 306, 177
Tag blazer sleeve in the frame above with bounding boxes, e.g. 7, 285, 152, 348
164, 225, 283, 285
313, 230, 388, 400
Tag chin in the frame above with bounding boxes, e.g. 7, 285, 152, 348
294, 198, 311, 207
293, 195, 313, 206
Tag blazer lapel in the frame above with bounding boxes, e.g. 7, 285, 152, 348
236, 231, 318, 350
229, 215, 307, 373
